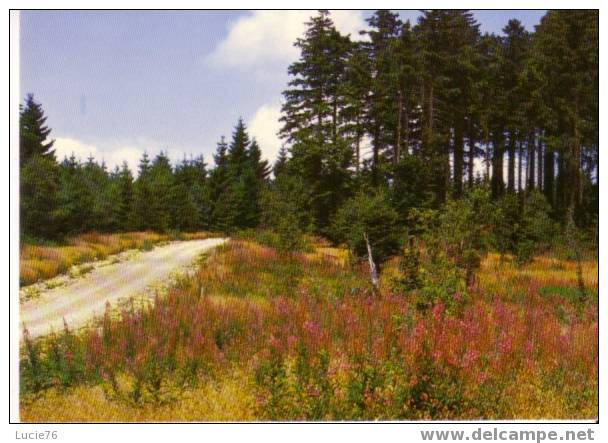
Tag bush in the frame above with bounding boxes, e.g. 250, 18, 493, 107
259, 175, 314, 252
332, 189, 402, 271
411, 188, 495, 299
493, 190, 557, 264
392, 236, 422, 294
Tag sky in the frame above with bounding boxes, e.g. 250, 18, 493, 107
20, 10, 547, 172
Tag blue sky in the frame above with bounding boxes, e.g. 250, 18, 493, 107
20, 10, 546, 171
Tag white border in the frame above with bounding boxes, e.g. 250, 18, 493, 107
4, 2, 605, 441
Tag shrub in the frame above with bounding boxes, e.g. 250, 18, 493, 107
332, 189, 402, 272
408, 188, 495, 306
493, 190, 557, 265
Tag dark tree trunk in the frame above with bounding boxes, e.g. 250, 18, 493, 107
372, 125, 380, 186
556, 152, 566, 214
467, 119, 475, 186
403, 104, 410, 158
491, 131, 505, 198
332, 97, 338, 146
543, 146, 555, 207
527, 132, 536, 190
507, 132, 516, 192
453, 119, 464, 198
422, 82, 435, 158
517, 140, 523, 192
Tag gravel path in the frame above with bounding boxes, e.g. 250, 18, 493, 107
20, 238, 227, 338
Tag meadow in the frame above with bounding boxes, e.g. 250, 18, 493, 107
19, 239, 598, 421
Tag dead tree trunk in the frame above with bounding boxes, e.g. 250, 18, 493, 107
364, 233, 379, 292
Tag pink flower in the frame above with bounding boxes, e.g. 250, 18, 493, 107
303, 320, 318, 333
432, 302, 445, 321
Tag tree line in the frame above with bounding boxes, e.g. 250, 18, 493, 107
20, 95, 269, 240
21, 9, 598, 273
275, 10, 597, 234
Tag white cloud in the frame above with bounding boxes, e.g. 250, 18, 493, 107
53, 137, 191, 175
248, 103, 282, 163
54, 137, 100, 163
206, 10, 367, 72
54, 137, 144, 172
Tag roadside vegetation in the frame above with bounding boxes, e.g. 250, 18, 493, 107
20, 231, 215, 286
20, 237, 597, 421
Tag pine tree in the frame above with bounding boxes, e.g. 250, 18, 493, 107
273, 145, 289, 177
394, 21, 421, 161
173, 155, 210, 230
361, 10, 402, 181
132, 152, 154, 230
248, 138, 271, 181
339, 42, 370, 173
209, 136, 238, 232
415, 10, 457, 202
57, 154, 95, 233
82, 156, 116, 231
227, 118, 251, 176
21, 155, 60, 239
501, 20, 530, 193
116, 161, 134, 231
279, 11, 354, 230
20, 94, 55, 166
280, 10, 351, 147
442, 11, 480, 198
530, 10, 598, 223
147, 152, 174, 231
190, 155, 212, 228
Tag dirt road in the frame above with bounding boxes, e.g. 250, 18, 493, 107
20, 238, 227, 338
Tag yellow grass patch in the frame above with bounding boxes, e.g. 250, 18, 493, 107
305, 247, 349, 266
479, 253, 598, 298
20, 368, 256, 423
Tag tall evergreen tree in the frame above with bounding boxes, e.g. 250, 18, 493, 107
273, 145, 289, 177
132, 152, 154, 230
530, 10, 598, 223
20, 94, 55, 166
361, 10, 402, 181
115, 161, 134, 231
21, 155, 60, 239
279, 10, 354, 230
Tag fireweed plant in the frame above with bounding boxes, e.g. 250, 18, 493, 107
20, 241, 597, 420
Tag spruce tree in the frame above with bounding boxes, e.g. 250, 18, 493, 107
116, 161, 134, 231
361, 10, 402, 179
132, 152, 154, 230
273, 146, 289, 178
530, 10, 598, 222
21, 155, 60, 239
20, 94, 55, 166
209, 136, 238, 232
279, 11, 354, 230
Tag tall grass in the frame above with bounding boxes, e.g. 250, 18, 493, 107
20, 231, 215, 286
20, 241, 598, 420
